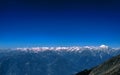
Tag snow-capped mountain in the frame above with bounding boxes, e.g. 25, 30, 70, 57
0, 45, 120, 75
15, 45, 110, 52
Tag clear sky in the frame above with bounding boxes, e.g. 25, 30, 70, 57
0, 0, 120, 48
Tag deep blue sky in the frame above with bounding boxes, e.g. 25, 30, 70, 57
0, 0, 120, 48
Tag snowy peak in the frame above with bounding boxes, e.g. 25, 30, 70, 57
15, 45, 118, 52
16, 46, 82, 52
99, 45, 109, 49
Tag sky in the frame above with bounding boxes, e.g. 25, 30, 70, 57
0, 0, 120, 48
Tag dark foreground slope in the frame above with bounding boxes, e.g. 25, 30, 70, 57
76, 54, 120, 75
76, 69, 92, 75
89, 54, 120, 75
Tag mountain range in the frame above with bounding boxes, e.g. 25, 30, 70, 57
0, 45, 120, 75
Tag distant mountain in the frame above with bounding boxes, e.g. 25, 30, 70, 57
76, 54, 120, 75
0, 45, 120, 75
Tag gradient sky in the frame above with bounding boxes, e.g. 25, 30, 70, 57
0, 0, 120, 48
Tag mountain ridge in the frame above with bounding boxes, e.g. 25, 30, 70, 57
76, 54, 120, 75
12, 45, 118, 52
0, 45, 120, 75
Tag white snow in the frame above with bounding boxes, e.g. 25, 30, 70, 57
15, 45, 119, 53
99, 45, 109, 49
